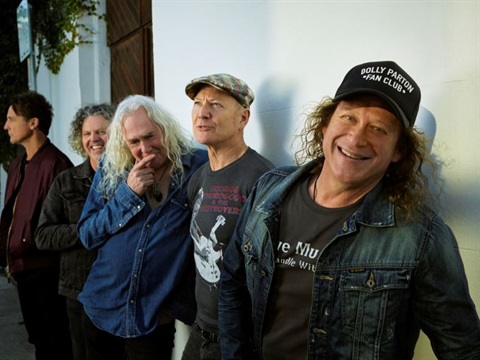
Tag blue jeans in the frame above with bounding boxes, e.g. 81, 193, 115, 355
181, 323, 221, 360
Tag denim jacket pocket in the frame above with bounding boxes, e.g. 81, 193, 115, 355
340, 268, 411, 343
163, 195, 190, 234
170, 195, 189, 210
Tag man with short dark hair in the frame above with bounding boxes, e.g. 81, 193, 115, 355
182, 74, 274, 360
1, 91, 74, 359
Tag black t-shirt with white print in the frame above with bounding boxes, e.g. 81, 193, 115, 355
187, 148, 274, 334
262, 174, 362, 360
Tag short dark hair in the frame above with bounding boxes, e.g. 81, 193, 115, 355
11, 91, 53, 135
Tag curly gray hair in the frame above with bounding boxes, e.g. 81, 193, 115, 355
68, 103, 115, 157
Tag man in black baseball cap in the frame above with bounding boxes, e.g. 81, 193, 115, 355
333, 60, 421, 127
218, 61, 480, 359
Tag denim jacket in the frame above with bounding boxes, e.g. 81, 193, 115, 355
219, 160, 480, 359
77, 149, 208, 338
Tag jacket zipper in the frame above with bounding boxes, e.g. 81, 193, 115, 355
5, 165, 23, 282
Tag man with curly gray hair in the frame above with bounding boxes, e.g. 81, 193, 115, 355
36, 103, 114, 360
67, 104, 115, 166
77, 95, 208, 359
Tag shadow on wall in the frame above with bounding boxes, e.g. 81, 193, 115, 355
415, 106, 437, 155
255, 76, 297, 167
415, 106, 448, 215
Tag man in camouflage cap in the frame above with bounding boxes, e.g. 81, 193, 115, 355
182, 74, 274, 360
185, 73, 255, 109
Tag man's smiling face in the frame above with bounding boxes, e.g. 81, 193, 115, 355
321, 95, 403, 193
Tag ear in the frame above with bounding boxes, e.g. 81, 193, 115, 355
238, 108, 250, 130
321, 123, 329, 137
29, 117, 40, 130
391, 147, 404, 163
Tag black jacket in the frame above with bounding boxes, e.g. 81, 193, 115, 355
35, 159, 96, 299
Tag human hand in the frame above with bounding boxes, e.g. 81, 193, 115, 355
126, 154, 156, 197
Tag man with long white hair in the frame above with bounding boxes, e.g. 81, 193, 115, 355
77, 95, 208, 360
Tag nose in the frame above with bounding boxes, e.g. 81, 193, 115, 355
194, 103, 209, 120
86, 133, 96, 142
348, 125, 368, 146
140, 141, 151, 154
90, 132, 101, 142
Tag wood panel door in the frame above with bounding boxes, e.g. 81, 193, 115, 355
107, 0, 153, 104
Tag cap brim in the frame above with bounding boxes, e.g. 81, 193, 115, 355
185, 81, 227, 100
333, 89, 410, 128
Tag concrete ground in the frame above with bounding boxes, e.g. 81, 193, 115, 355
0, 274, 34, 360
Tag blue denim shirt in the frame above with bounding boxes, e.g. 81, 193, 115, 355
77, 149, 208, 338
219, 160, 480, 359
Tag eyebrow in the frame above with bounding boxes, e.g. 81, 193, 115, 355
128, 130, 158, 140
194, 95, 223, 102
336, 102, 357, 111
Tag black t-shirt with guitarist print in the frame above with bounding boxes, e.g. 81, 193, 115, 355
187, 148, 274, 334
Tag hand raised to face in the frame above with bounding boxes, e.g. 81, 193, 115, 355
126, 153, 156, 197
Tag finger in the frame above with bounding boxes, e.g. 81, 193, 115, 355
127, 171, 154, 196
135, 166, 154, 178
134, 154, 156, 169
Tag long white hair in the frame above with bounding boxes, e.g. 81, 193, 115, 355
100, 95, 193, 197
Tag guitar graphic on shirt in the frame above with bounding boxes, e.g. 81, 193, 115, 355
191, 189, 226, 283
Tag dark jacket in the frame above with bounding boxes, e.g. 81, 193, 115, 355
35, 159, 97, 299
0, 140, 73, 275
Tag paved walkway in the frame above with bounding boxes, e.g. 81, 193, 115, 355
0, 275, 34, 360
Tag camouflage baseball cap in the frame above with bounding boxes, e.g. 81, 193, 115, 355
185, 73, 255, 108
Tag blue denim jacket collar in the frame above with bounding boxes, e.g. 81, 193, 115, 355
256, 159, 395, 228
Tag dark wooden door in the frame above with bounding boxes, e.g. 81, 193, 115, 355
107, 0, 154, 104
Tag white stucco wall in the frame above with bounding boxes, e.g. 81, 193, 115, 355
0, 2, 110, 208
33, 0, 110, 167
152, 1, 480, 359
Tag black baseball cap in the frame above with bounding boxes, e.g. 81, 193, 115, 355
333, 61, 421, 127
